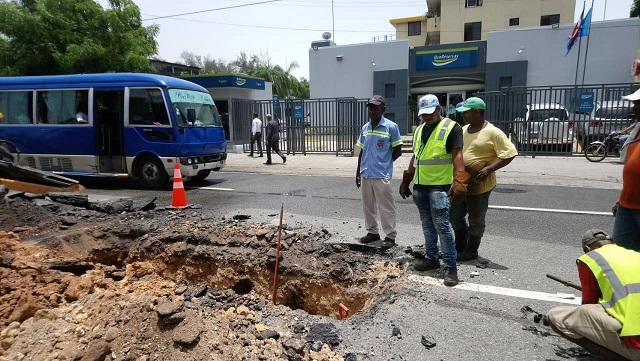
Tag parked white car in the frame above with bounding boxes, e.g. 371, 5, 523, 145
575, 100, 633, 147
513, 103, 573, 151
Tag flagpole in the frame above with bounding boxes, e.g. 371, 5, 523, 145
580, 0, 595, 86
573, 1, 586, 88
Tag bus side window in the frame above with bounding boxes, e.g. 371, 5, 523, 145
129, 88, 169, 126
0, 91, 33, 124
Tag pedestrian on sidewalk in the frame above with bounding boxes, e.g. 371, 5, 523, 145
451, 97, 517, 261
264, 114, 286, 165
547, 229, 640, 361
399, 94, 469, 287
355, 95, 403, 249
611, 89, 640, 252
248, 112, 263, 157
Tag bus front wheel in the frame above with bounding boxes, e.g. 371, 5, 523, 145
137, 156, 169, 190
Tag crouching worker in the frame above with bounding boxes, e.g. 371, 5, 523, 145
547, 229, 640, 361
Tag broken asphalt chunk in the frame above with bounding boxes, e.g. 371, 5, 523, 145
421, 335, 436, 349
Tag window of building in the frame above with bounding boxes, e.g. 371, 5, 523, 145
509, 18, 519, 26
499, 76, 513, 89
464, 22, 482, 41
384, 83, 396, 99
540, 14, 560, 26
408, 21, 421, 36
465, 0, 482, 7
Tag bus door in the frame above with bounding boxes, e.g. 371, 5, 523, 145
94, 90, 126, 173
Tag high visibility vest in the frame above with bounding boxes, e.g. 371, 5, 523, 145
412, 118, 456, 185
578, 244, 640, 337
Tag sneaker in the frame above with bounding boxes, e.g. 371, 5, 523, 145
359, 233, 380, 244
378, 237, 395, 250
443, 267, 459, 287
413, 258, 440, 271
283, 156, 287, 164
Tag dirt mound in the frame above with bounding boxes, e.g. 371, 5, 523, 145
0, 191, 405, 360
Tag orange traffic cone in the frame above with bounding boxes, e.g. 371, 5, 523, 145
171, 163, 188, 208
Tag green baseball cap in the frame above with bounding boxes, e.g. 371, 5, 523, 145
456, 97, 486, 112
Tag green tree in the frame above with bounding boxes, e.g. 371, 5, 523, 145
180, 51, 235, 74
632, 0, 640, 17
0, 0, 158, 76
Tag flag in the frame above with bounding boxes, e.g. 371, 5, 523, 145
566, 4, 585, 55
579, 7, 593, 37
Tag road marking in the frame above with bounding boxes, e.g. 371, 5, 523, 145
408, 274, 582, 305
489, 205, 611, 216
199, 186, 235, 191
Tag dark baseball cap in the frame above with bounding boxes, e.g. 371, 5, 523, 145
581, 229, 610, 247
367, 95, 385, 106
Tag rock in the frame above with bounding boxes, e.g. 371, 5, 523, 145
344, 353, 357, 361
48, 193, 90, 207
183, 283, 208, 299
0, 185, 6, 198
256, 330, 280, 340
89, 198, 133, 214
156, 301, 184, 317
80, 339, 110, 361
104, 327, 119, 342
64, 276, 94, 301
282, 337, 305, 354
59, 216, 79, 226
421, 335, 436, 349
293, 323, 305, 334
33, 198, 59, 211
306, 323, 342, 346
11, 226, 31, 233
173, 323, 202, 347
1, 251, 15, 266
163, 311, 186, 325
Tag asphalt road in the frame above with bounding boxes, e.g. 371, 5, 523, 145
77, 155, 624, 360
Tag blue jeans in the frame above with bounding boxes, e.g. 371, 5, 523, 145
450, 191, 492, 237
412, 187, 457, 267
612, 204, 640, 252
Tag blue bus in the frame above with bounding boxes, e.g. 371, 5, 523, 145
0, 73, 226, 189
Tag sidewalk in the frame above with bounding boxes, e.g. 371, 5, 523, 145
223, 151, 624, 190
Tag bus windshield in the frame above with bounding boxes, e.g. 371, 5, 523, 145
168, 88, 222, 127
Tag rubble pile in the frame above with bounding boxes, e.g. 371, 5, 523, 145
0, 186, 405, 360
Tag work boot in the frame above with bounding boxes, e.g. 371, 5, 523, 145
413, 258, 440, 271
378, 237, 395, 250
457, 235, 481, 261
443, 267, 459, 286
454, 229, 469, 253
359, 233, 380, 244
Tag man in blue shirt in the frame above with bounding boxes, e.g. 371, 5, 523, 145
355, 95, 403, 249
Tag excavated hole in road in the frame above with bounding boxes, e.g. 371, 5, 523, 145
86, 237, 379, 319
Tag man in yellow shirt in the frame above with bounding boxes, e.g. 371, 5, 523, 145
451, 97, 518, 261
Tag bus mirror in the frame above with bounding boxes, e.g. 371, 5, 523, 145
187, 108, 196, 125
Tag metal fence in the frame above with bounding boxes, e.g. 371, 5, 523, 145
478, 83, 638, 155
231, 97, 368, 156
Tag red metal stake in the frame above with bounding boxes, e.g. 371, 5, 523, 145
272, 202, 284, 304
338, 303, 350, 320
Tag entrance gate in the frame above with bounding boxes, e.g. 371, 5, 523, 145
231, 98, 368, 155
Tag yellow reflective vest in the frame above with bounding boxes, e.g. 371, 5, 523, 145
578, 244, 640, 337
412, 118, 456, 186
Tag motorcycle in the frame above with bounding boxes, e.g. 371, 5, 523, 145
584, 132, 621, 162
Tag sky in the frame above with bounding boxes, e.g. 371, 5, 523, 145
100, 0, 634, 79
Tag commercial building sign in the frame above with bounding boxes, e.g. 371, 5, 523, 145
416, 47, 479, 70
